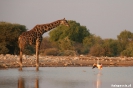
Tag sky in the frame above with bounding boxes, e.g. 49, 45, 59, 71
0, 0, 133, 39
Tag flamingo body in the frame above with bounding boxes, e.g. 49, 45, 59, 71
92, 63, 102, 69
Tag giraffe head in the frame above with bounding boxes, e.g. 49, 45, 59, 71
60, 18, 69, 27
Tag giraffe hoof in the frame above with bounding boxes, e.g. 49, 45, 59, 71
36, 67, 39, 71
19, 67, 23, 71
18, 63, 23, 67
36, 64, 39, 71
36, 64, 39, 67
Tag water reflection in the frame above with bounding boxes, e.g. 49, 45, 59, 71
35, 78, 39, 88
18, 77, 25, 88
94, 71, 102, 88
18, 77, 39, 88
0, 67, 133, 88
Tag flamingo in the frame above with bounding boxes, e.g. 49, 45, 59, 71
92, 58, 102, 69
92, 63, 102, 69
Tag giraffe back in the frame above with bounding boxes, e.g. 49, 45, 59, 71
18, 30, 41, 49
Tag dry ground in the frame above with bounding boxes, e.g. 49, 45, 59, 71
0, 54, 133, 68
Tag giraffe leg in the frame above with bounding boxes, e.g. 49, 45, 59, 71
18, 37, 23, 71
36, 41, 40, 71
19, 49, 23, 71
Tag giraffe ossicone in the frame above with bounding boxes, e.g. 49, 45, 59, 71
18, 18, 69, 71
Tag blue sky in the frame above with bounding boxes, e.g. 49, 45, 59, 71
0, 0, 133, 39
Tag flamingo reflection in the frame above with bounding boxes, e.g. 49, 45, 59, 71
95, 72, 102, 88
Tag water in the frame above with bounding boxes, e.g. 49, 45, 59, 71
0, 67, 133, 88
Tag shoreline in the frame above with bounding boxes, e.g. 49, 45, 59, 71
0, 54, 133, 68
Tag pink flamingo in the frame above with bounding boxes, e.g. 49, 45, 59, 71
92, 58, 102, 69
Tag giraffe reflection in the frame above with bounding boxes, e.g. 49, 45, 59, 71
18, 77, 25, 88
35, 78, 39, 88
18, 77, 39, 88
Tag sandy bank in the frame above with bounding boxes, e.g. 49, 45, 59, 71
0, 54, 133, 68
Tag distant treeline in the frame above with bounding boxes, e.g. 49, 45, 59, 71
0, 21, 133, 57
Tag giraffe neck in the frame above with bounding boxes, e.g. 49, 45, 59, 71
32, 20, 61, 35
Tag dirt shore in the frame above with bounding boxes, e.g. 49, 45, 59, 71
0, 54, 133, 68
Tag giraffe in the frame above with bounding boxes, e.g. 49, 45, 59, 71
18, 18, 69, 71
